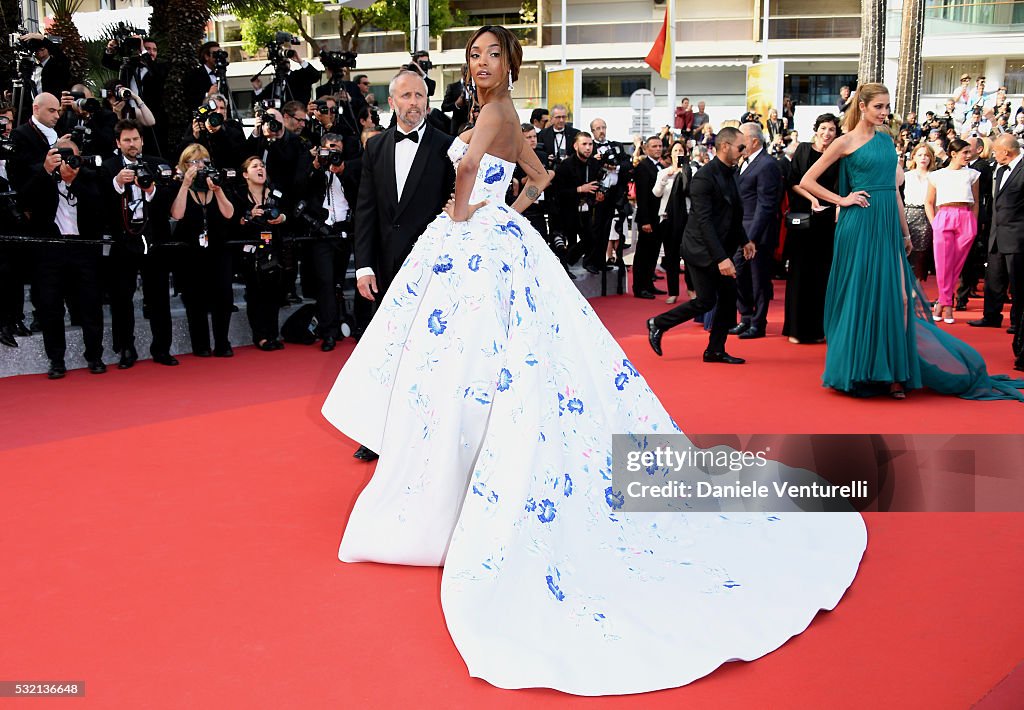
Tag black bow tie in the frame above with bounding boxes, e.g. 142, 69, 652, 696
395, 130, 419, 144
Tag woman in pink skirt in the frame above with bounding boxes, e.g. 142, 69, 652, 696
925, 138, 979, 323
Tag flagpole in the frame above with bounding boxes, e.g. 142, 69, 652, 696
666, 0, 676, 133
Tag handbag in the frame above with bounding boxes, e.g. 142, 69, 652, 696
785, 211, 811, 230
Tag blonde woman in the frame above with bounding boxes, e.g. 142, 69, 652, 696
903, 143, 936, 282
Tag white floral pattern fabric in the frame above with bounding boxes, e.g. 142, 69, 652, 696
322, 138, 867, 695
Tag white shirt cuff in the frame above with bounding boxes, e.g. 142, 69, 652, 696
113, 177, 125, 194
355, 267, 375, 280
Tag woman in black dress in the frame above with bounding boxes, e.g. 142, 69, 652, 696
169, 144, 236, 357
782, 113, 841, 344
232, 156, 288, 351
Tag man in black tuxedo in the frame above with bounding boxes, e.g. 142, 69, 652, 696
21, 138, 107, 378
440, 66, 471, 135
351, 69, 455, 461
102, 35, 168, 153
9, 93, 61, 191
731, 122, 782, 340
956, 136, 994, 309
647, 127, 756, 364
252, 46, 321, 105
632, 135, 664, 298
183, 42, 227, 113
102, 120, 176, 368
971, 134, 1024, 337
19, 33, 71, 98
537, 104, 578, 162
590, 117, 629, 271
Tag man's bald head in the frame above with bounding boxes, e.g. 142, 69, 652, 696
32, 92, 60, 128
992, 133, 1021, 166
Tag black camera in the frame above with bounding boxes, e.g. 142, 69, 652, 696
70, 125, 92, 148
294, 200, 333, 237
54, 147, 101, 171
320, 50, 358, 72
318, 148, 345, 167
110, 24, 145, 57
314, 100, 337, 116
676, 155, 687, 168
75, 96, 101, 113
194, 101, 224, 128
212, 49, 229, 71
247, 189, 284, 225
411, 52, 432, 72
193, 166, 236, 191
102, 87, 132, 101
260, 115, 283, 134
20, 34, 62, 52
127, 162, 173, 189
0, 135, 15, 160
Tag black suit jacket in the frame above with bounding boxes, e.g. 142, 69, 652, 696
681, 158, 748, 268
969, 158, 993, 229
991, 159, 1024, 254
101, 52, 168, 116
665, 161, 693, 239
183, 66, 220, 112
22, 167, 105, 240
101, 153, 173, 253
537, 126, 579, 161
21, 48, 71, 97
633, 157, 661, 229
9, 121, 53, 194
354, 124, 455, 293
738, 149, 783, 247
441, 80, 470, 135
253, 63, 322, 105
301, 162, 360, 229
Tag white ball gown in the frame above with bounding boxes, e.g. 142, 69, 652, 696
322, 138, 867, 696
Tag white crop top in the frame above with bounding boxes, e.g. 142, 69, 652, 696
903, 170, 930, 206
928, 167, 980, 205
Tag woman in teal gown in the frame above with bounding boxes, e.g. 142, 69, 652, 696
800, 83, 1023, 401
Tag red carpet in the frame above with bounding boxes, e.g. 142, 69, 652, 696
1, 289, 1022, 708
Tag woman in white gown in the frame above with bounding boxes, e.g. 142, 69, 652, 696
323, 26, 867, 696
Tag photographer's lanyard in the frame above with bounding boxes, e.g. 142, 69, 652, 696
189, 191, 210, 248
580, 163, 590, 213
120, 159, 148, 248
554, 131, 565, 157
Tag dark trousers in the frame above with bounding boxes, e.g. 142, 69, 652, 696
652, 260, 737, 354
955, 226, 989, 303
33, 243, 104, 363
109, 245, 173, 356
661, 218, 684, 297
981, 248, 1020, 325
587, 201, 615, 268
632, 221, 664, 294
0, 245, 27, 326
246, 269, 282, 343
178, 247, 234, 352
306, 236, 361, 339
734, 242, 774, 329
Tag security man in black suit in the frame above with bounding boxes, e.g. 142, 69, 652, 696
632, 135, 663, 298
22, 138, 106, 378
647, 127, 756, 364
183, 42, 227, 114
102, 119, 177, 368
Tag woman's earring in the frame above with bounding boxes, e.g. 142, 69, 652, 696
507, 70, 514, 91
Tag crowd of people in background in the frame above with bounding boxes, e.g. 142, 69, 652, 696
1, 31, 1022, 378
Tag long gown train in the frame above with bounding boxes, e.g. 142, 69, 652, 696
323, 138, 868, 695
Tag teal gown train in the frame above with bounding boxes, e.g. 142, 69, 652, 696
822, 131, 1024, 400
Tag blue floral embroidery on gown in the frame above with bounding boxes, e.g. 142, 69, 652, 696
321, 136, 868, 696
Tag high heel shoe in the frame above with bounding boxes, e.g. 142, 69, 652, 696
665, 295, 677, 304
932, 303, 943, 322
889, 383, 906, 400
943, 306, 955, 324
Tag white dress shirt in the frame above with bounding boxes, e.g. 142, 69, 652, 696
997, 153, 1023, 193
740, 147, 763, 174
323, 172, 350, 226
31, 56, 48, 96
112, 156, 155, 221
55, 180, 78, 235
31, 116, 58, 147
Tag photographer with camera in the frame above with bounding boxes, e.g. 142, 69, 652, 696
169, 143, 236, 357
315, 52, 363, 110
0, 103, 30, 348
441, 64, 472, 135
305, 94, 360, 151
252, 34, 321, 106
18, 32, 71, 99
538, 105, 578, 163
589, 117, 629, 270
509, 122, 554, 246
232, 156, 287, 350
102, 119, 177, 368
552, 131, 606, 274
8, 93, 62, 190
184, 42, 230, 113
20, 137, 106, 378
102, 31, 167, 150
297, 133, 364, 351
55, 85, 118, 156
405, 50, 436, 97
177, 93, 246, 172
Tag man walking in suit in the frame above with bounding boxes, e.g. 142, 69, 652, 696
632, 135, 664, 299
537, 104, 578, 163
731, 122, 782, 340
956, 136, 994, 310
351, 69, 456, 460
970, 133, 1022, 333
647, 127, 756, 363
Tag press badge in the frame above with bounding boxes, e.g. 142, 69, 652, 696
198, 232, 209, 248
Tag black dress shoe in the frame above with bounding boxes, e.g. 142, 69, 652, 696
321, 336, 337, 352
0, 327, 17, 348
272, 339, 285, 350
353, 445, 379, 461
13, 320, 31, 337
1009, 325, 1018, 335
634, 290, 656, 300
213, 346, 234, 358
954, 299, 968, 312
967, 318, 1002, 328
737, 326, 765, 340
152, 353, 179, 366
703, 351, 746, 364
728, 323, 750, 335
647, 318, 663, 357
88, 360, 107, 374
28, 319, 41, 333
118, 347, 138, 369
193, 349, 213, 358
651, 286, 668, 295
47, 361, 67, 379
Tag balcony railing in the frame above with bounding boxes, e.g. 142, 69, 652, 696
890, 0, 1024, 35
442, 24, 537, 51
768, 16, 861, 40
539, 19, 753, 45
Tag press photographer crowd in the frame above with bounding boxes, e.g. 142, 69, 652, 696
1, 28, 1022, 378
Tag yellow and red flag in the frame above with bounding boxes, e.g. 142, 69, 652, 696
644, 8, 673, 80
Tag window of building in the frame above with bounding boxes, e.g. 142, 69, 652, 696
922, 60, 987, 95
1006, 59, 1024, 95
783, 74, 857, 106
582, 74, 650, 106
22, 0, 40, 32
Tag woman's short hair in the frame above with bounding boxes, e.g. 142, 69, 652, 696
177, 143, 210, 175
